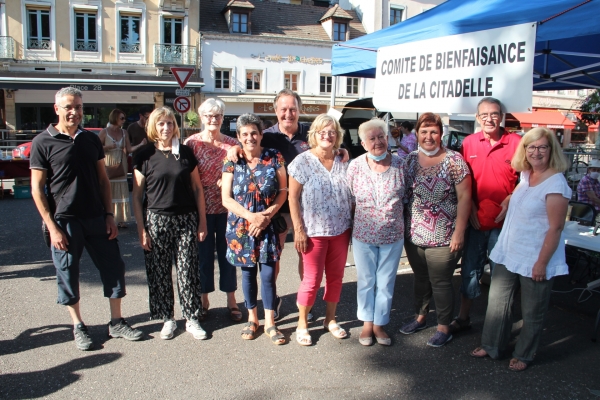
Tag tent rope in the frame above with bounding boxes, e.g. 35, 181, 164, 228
539, 0, 592, 24
336, 44, 378, 52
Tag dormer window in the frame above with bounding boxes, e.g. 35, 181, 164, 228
222, 1, 254, 35
319, 4, 353, 42
232, 12, 248, 33
333, 22, 347, 42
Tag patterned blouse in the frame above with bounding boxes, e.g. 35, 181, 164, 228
222, 148, 285, 267
396, 133, 418, 158
184, 133, 239, 214
404, 149, 470, 247
287, 151, 353, 237
347, 154, 405, 245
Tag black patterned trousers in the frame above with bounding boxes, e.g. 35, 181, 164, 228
144, 210, 202, 321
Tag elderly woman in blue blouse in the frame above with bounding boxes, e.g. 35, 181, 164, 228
347, 119, 405, 346
470, 128, 571, 372
221, 113, 288, 345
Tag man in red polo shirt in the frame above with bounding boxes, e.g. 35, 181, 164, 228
450, 97, 521, 333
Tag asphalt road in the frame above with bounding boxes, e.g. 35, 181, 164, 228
1, 196, 599, 399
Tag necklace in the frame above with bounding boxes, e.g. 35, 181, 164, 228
158, 148, 171, 158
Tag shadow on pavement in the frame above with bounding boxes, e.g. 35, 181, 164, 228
0, 325, 73, 356
0, 353, 122, 399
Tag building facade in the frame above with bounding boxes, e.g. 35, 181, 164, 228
0, 0, 202, 130
199, 0, 371, 135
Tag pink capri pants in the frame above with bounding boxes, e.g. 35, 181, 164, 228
297, 229, 351, 307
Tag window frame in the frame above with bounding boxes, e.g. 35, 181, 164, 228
114, 2, 146, 63
231, 12, 248, 34
162, 17, 183, 45
75, 11, 97, 52
284, 72, 299, 92
70, 1, 102, 62
214, 68, 231, 91
333, 22, 347, 42
246, 70, 262, 92
390, 5, 405, 26
346, 77, 359, 96
320, 75, 332, 94
21, 0, 56, 60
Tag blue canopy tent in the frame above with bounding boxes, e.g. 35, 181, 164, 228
332, 0, 600, 91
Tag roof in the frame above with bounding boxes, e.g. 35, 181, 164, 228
222, 0, 255, 11
319, 4, 354, 21
510, 109, 576, 129
200, 0, 366, 42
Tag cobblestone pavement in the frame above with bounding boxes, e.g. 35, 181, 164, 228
1, 196, 599, 399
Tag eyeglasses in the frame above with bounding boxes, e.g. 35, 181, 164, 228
478, 112, 501, 121
526, 145, 550, 154
57, 104, 83, 112
203, 114, 223, 120
318, 130, 337, 137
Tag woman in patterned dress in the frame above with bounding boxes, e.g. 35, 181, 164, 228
99, 109, 145, 228
132, 107, 208, 341
288, 114, 353, 346
221, 113, 288, 344
185, 99, 241, 323
347, 119, 405, 346
400, 112, 472, 348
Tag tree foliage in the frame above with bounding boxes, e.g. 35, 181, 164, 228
579, 89, 600, 125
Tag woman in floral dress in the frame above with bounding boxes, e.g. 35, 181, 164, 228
221, 113, 287, 345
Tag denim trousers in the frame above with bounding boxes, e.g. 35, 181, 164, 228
460, 226, 501, 299
353, 237, 404, 326
198, 213, 237, 294
241, 262, 276, 310
404, 241, 461, 326
481, 263, 554, 363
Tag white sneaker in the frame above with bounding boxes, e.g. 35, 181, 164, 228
160, 319, 177, 340
186, 319, 207, 340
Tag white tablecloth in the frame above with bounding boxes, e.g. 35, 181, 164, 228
563, 221, 600, 252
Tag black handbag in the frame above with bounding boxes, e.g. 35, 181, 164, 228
247, 166, 287, 234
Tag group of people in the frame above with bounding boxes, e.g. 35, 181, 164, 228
31, 87, 572, 373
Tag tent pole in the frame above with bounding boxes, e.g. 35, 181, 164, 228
330, 76, 337, 109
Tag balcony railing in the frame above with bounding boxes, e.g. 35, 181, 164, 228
0, 36, 16, 59
75, 40, 98, 52
28, 39, 51, 50
154, 44, 197, 65
120, 43, 141, 53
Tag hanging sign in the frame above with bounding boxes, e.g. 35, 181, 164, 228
374, 22, 536, 113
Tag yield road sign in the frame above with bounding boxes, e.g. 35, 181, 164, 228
171, 67, 195, 89
173, 96, 191, 113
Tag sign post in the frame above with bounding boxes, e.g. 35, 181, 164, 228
170, 67, 195, 131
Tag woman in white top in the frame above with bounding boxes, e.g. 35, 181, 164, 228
470, 127, 571, 372
288, 114, 353, 346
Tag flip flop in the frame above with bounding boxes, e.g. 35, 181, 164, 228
241, 321, 258, 340
509, 358, 529, 372
470, 347, 489, 358
228, 307, 242, 323
265, 326, 286, 345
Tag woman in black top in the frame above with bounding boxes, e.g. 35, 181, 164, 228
132, 107, 208, 341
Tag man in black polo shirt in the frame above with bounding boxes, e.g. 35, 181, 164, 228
30, 87, 142, 350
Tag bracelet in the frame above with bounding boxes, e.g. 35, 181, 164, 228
105, 212, 114, 217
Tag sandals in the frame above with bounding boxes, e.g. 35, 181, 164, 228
241, 321, 258, 340
509, 358, 529, 372
449, 317, 472, 334
296, 329, 312, 346
323, 321, 348, 339
265, 326, 286, 345
228, 307, 242, 323
470, 347, 489, 358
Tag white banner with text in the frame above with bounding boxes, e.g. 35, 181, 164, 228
373, 22, 536, 113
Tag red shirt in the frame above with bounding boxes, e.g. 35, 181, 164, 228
461, 130, 521, 211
